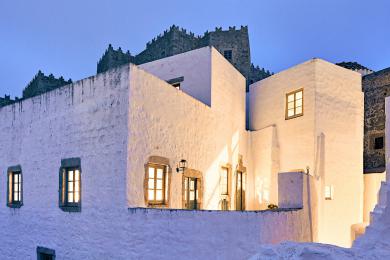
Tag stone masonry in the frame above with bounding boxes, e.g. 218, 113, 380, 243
97, 25, 272, 89
362, 68, 390, 172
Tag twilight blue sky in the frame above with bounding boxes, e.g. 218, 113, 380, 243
1, 0, 390, 97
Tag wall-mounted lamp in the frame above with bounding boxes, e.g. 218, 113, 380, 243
176, 159, 187, 173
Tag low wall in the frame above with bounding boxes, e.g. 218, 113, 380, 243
125, 207, 311, 260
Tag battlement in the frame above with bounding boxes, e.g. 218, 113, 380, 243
22, 70, 72, 99
336, 61, 374, 76
2, 25, 273, 103
0, 95, 18, 107
97, 44, 134, 73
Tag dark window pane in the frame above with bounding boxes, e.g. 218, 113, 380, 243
374, 136, 384, 150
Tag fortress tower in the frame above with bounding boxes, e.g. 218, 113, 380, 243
97, 25, 272, 88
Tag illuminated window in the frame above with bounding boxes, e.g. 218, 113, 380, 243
223, 50, 233, 61
144, 156, 170, 207
37, 246, 55, 260
59, 158, 81, 212
285, 89, 303, 119
7, 165, 23, 208
220, 166, 231, 210
146, 165, 168, 205
325, 185, 334, 200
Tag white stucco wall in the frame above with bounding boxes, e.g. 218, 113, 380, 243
0, 66, 131, 259
128, 47, 250, 210
139, 47, 212, 106
0, 49, 312, 259
249, 60, 316, 209
314, 60, 363, 247
249, 59, 363, 247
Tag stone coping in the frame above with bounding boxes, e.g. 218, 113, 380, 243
128, 207, 302, 214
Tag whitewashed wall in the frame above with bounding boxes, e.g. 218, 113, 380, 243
0, 66, 131, 259
128, 47, 250, 210
0, 49, 312, 259
314, 60, 363, 247
140, 47, 212, 106
249, 59, 363, 247
249, 60, 317, 208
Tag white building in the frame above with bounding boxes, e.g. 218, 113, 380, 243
0, 47, 372, 259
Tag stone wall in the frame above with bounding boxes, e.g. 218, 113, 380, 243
97, 25, 271, 87
363, 68, 390, 172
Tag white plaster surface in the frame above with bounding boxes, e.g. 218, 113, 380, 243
249, 59, 364, 247
0, 48, 311, 259
128, 47, 250, 210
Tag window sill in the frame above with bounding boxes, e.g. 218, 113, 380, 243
285, 113, 304, 120
7, 203, 23, 208
60, 206, 81, 212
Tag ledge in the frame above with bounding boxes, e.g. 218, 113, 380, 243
128, 207, 302, 214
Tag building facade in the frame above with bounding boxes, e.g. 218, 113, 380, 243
0, 47, 370, 259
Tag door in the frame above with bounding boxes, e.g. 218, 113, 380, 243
235, 171, 246, 210
184, 177, 199, 210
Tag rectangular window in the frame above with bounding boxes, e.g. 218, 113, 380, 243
223, 50, 233, 61
220, 167, 229, 195
374, 136, 384, 150
285, 89, 304, 120
7, 165, 23, 208
147, 164, 168, 205
37, 246, 55, 260
59, 158, 81, 212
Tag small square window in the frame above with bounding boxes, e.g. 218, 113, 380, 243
285, 89, 304, 120
374, 136, 384, 150
223, 50, 232, 61
7, 165, 23, 208
325, 185, 334, 200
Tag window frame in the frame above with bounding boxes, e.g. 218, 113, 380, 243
374, 136, 384, 150
7, 165, 23, 208
182, 169, 203, 210
234, 155, 247, 211
37, 246, 56, 260
144, 156, 171, 208
285, 88, 304, 120
223, 50, 233, 61
220, 164, 232, 210
59, 158, 82, 212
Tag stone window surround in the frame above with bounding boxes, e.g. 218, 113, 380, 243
59, 157, 82, 213
144, 156, 171, 208
7, 165, 23, 209
220, 164, 232, 210
37, 246, 56, 260
285, 88, 304, 120
182, 168, 203, 210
